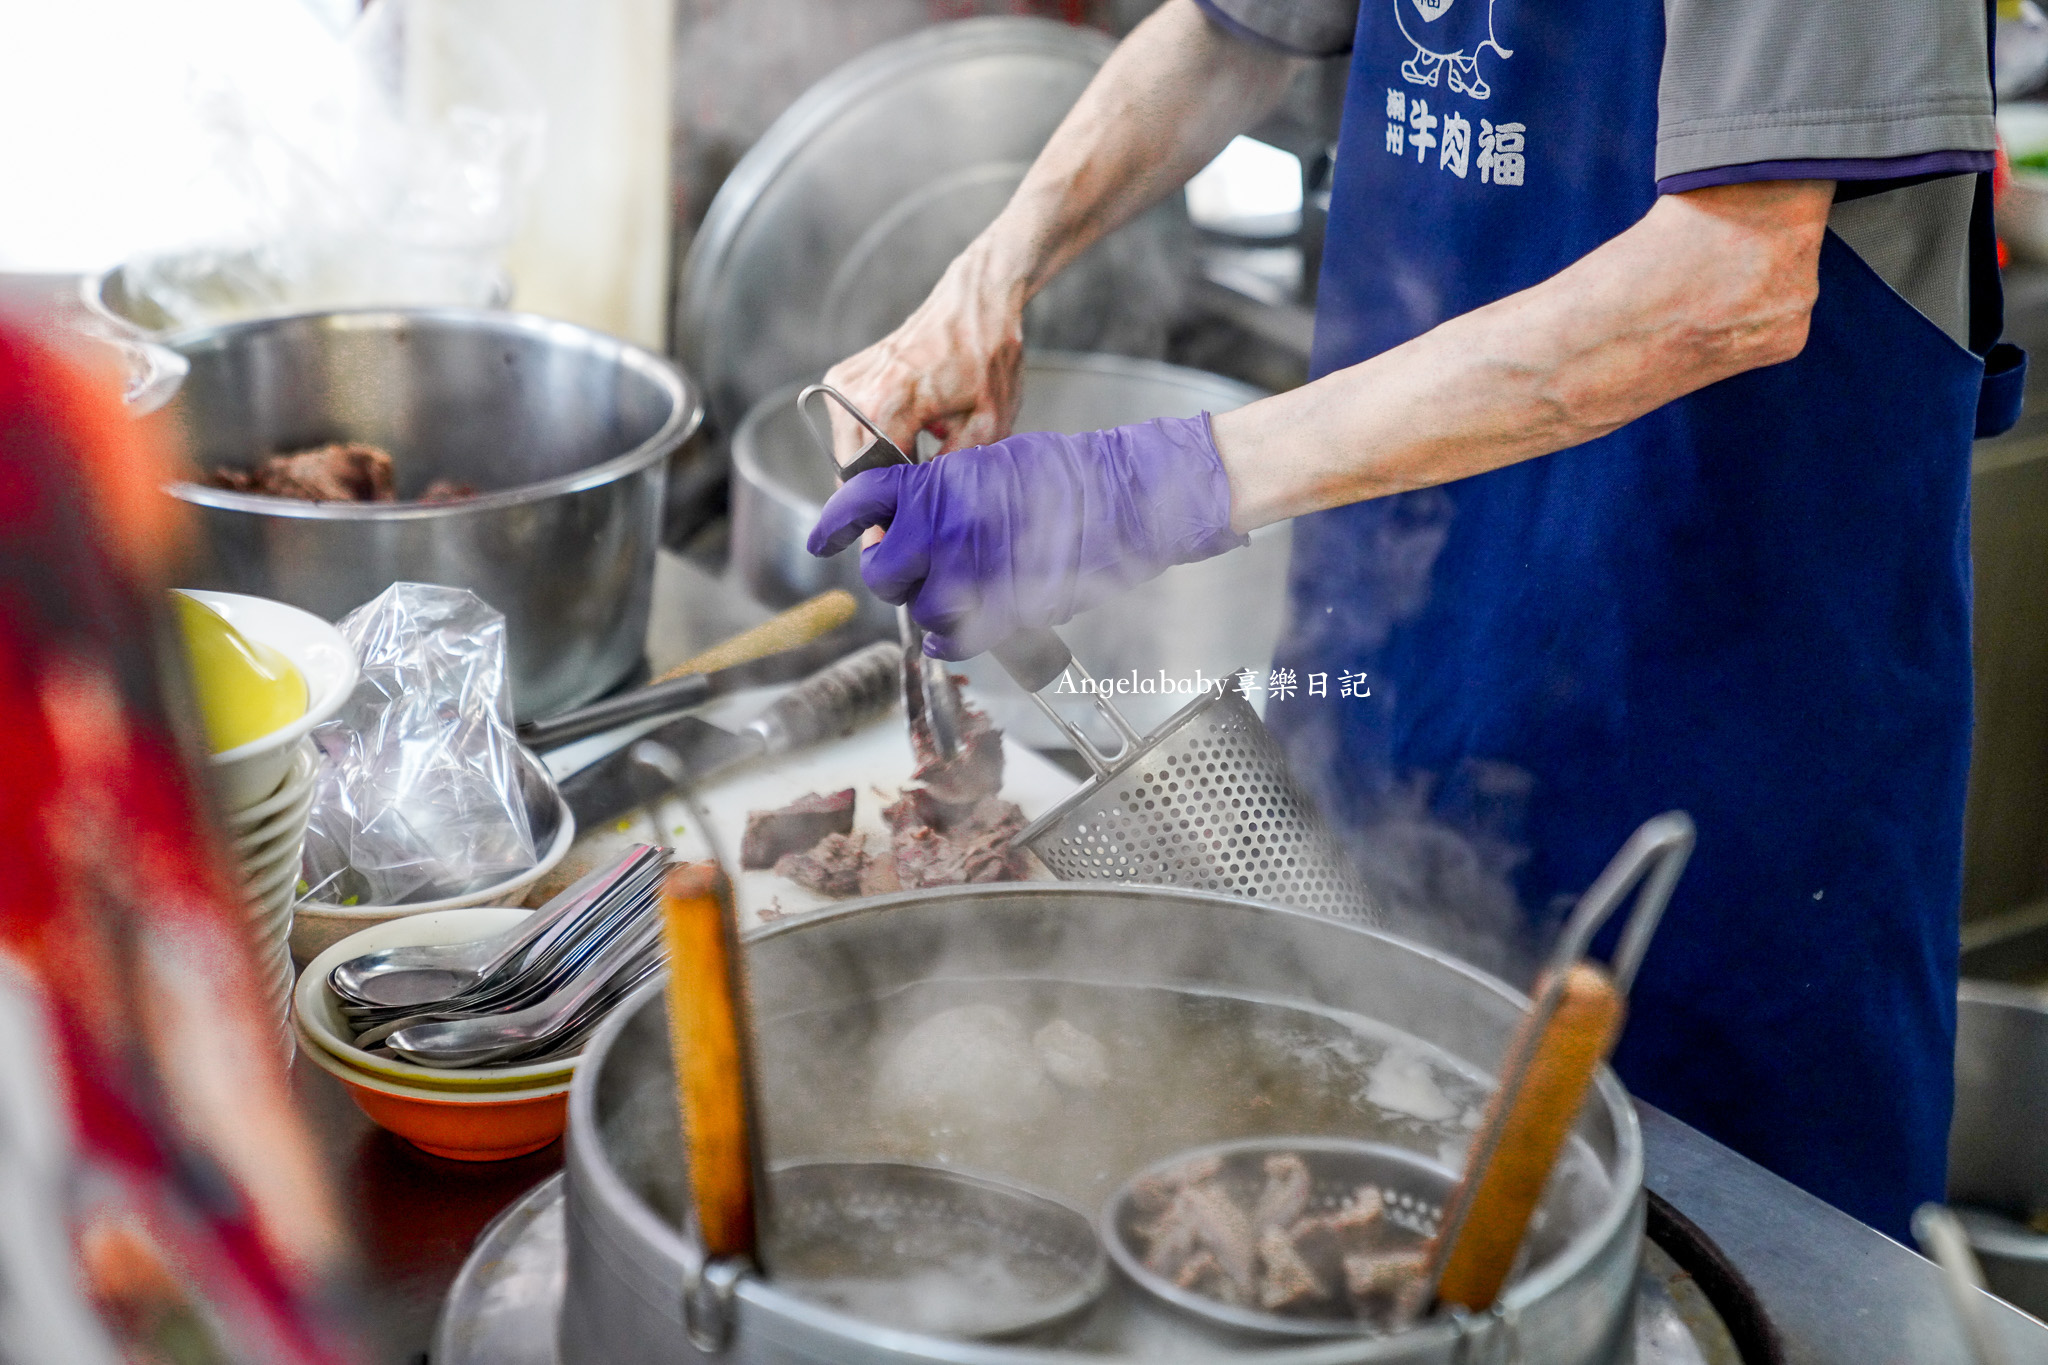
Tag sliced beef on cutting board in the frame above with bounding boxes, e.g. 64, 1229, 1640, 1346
740, 789, 856, 869
889, 797, 1030, 888
773, 831, 870, 897
910, 700, 1005, 808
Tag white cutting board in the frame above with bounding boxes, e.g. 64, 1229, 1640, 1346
535, 687, 1081, 931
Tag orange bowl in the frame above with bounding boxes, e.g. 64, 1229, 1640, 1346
297, 1026, 570, 1161
340, 1079, 567, 1161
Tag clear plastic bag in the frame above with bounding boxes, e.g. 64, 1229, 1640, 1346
302, 583, 537, 906
123, 0, 543, 330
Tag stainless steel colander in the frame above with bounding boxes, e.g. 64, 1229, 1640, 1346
1013, 669, 1378, 920
1100, 1137, 1448, 1339
765, 1160, 1108, 1339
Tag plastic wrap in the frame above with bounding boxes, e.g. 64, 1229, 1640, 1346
122, 0, 543, 330
302, 583, 537, 906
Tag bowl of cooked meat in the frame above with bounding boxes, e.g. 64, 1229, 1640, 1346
161, 308, 703, 719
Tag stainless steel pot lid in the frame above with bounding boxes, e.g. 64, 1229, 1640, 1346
675, 17, 1191, 431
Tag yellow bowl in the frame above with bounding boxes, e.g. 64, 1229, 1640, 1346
178, 590, 358, 809
294, 1034, 569, 1161
293, 906, 580, 1093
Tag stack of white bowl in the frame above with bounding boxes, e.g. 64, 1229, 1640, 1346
180, 589, 358, 1035
224, 740, 318, 1019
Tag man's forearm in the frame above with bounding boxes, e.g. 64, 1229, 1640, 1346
973, 0, 1306, 310
1213, 180, 1836, 530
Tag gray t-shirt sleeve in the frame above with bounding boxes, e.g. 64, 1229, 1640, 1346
1657, 0, 1995, 184
1191, 0, 1361, 57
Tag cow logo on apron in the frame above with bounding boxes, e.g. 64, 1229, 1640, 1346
1384, 0, 1523, 183
1395, 0, 1513, 99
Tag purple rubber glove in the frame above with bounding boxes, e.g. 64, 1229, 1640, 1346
806, 414, 1247, 659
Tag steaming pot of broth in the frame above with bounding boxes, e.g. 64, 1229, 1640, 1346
559, 884, 1645, 1364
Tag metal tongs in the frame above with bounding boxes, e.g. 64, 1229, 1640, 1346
798, 383, 976, 762
796, 384, 1144, 770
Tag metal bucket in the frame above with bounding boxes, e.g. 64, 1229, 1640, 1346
729, 351, 1290, 749
1949, 980, 2048, 1319
163, 308, 702, 719
560, 884, 1644, 1364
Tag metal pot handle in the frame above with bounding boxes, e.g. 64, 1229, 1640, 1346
796, 382, 913, 476
682, 1256, 746, 1354
1542, 811, 1696, 996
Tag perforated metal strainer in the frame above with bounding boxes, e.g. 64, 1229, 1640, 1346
764, 1159, 1108, 1339
1015, 675, 1378, 919
1101, 1137, 1448, 1339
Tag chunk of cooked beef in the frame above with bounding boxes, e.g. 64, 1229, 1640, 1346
740, 789, 855, 869
1143, 1182, 1257, 1303
1341, 1248, 1428, 1301
1258, 1227, 1330, 1310
420, 476, 481, 502
1131, 1154, 1222, 1215
1129, 1156, 1425, 1326
772, 831, 869, 897
209, 441, 398, 502
911, 703, 1004, 807
881, 787, 947, 834
886, 796, 1029, 889
857, 839, 901, 896
1253, 1154, 1313, 1232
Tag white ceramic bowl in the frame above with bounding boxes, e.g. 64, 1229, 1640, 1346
293, 906, 581, 1092
179, 590, 358, 809
236, 782, 316, 857
229, 743, 317, 828
244, 850, 304, 906
289, 787, 574, 963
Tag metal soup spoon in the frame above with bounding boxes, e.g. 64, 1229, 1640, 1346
329, 847, 662, 1009
383, 917, 665, 1068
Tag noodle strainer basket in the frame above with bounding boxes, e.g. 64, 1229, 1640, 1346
765, 1159, 1108, 1339
1101, 1137, 1448, 1340
1013, 671, 1377, 919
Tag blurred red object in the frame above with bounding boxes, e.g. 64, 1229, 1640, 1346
0, 326, 356, 1364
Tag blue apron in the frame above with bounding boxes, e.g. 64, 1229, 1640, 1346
1269, 0, 2019, 1241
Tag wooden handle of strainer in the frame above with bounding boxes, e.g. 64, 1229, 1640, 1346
1430, 961, 1624, 1312
652, 590, 858, 684
660, 862, 758, 1260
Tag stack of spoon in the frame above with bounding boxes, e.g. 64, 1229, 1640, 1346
327, 845, 671, 1069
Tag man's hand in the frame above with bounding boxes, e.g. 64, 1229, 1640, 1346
819, 241, 1028, 463
808, 416, 1246, 658
818, 0, 1304, 466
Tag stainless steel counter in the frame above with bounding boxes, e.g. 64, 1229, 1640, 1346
289, 553, 2048, 1364
1639, 1103, 2048, 1363
299, 1049, 2048, 1365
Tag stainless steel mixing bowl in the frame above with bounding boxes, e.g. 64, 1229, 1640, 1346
163, 309, 702, 719
1949, 979, 2048, 1319
560, 884, 1643, 1364
731, 351, 1289, 748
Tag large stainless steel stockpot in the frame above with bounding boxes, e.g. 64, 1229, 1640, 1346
731, 352, 1290, 748
163, 309, 702, 719
560, 884, 1644, 1365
